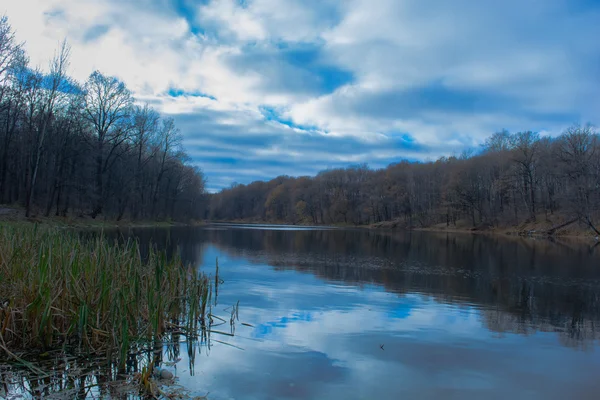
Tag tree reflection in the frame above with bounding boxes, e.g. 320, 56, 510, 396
104, 226, 600, 349
203, 228, 600, 349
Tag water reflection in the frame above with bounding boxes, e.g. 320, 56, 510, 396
19, 225, 600, 399
1, 333, 212, 399
119, 226, 600, 347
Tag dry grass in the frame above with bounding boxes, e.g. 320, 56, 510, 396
0, 224, 212, 367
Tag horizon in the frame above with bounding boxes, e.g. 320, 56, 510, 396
5, 0, 600, 192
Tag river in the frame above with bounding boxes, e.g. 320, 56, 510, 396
4, 224, 600, 399
120, 224, 600, 399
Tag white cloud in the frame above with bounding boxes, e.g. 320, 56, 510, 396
4, 0, 599, 189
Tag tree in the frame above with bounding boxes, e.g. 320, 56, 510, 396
0, 15, 26, 202
151, 117, 181, 218
83, 71, 133, 218
207, 124, 600, 235
131, 104, 159, 219
483, 129, 512, 153
25, 40, 71, 217
0, 15, 23, 101
0, 13, 206, 222
511, 131, 540, 222
556, 124, 600, 234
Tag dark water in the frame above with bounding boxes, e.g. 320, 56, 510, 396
5, 225, 600, 399
107, 225, 600, 400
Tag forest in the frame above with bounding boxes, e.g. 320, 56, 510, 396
209, 126, 600, 234
2, 14, 599, 232
0, 16, 206, 222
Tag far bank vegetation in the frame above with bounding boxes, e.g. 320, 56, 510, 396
210, 126, 600, 236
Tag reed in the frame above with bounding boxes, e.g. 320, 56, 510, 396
0, 224, 212, 366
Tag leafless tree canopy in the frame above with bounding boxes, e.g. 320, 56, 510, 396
2, 14, 598, 229
0, 16, 206, 221
209, 124, 600, 233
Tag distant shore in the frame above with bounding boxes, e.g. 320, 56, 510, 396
370, 217, 600, 240
3, 206, 598, 241
206, 216, 600, 240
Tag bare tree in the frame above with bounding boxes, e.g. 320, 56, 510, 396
25, 40, 71, 217
0, 15, 23, 101
151, 118, 181, 217
0, 16, 26, 201
131, 104, 159, 219
511, 131, 540, 222
83, 71, 133, 218
483, 129, 512, 153
0, 13, 206, 222
206, 125, 600, 234
556, 124, 600, 234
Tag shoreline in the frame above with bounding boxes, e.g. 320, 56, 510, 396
205, 218, 600, 241
3, 206, 598, 241
0, 206, 204, 229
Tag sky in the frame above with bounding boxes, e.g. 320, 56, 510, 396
4, 0, 600, 191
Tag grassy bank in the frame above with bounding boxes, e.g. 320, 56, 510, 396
0, 224, 212, 368
0, 205, 204, 229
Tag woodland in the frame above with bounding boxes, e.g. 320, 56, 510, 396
209, 127, 600, 234
2, 15, 599, 234
0, 16, 206, 222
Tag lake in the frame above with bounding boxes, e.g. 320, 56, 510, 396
4, 225, 600, 399
116, 225, 600, 399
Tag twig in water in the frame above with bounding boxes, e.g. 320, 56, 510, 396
212, 339, 245, 351
207, 330, 234, 337
208, 314, 226, 323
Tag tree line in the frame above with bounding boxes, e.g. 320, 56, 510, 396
4, 12, 597, 229
0, 16, 206, 221
209, 126, 600, 234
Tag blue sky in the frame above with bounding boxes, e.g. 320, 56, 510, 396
5, 0, 600, 191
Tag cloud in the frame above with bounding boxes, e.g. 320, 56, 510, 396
4, 0, 599, 190
81, 24, 111, 43
167, 242, 600, 400
173, 110, 440, 190
224, 43, 354, 98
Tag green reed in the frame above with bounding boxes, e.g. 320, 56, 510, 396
0, 224, 212, 366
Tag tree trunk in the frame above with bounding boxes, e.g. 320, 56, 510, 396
0, 140, 9, 202
45, 154, 62, 217
62, 165, 74, 217
91, 137, 104, 218
529, 174, 536, 222
26, 120, 50, 217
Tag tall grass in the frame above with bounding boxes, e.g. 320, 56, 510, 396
0, 224, 212, 366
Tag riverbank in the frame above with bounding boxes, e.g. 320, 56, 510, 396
207, 215, 600, 240
0, 205, 204, 229
6, 204, 597, 241
371, 215, 600, 240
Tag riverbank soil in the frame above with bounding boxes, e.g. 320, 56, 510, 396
371, 213, 600, 239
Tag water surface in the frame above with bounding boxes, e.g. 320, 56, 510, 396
5, 225, 600, 399
116, 225, 600, 400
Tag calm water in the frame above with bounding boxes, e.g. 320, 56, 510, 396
4, 225, 600, 399
113, 225, 600, 400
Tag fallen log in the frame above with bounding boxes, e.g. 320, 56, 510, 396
545, 217, 580, 235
